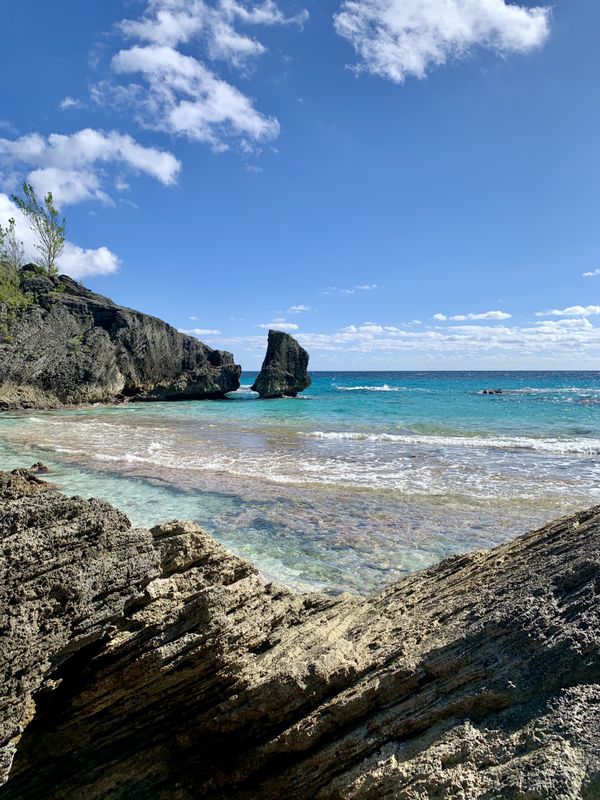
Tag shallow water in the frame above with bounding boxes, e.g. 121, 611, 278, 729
1, 371, 599, 593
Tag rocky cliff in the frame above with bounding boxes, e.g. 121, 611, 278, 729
1, 468, 599, 798
0, 268, 240, 408
251, 329, 311, 398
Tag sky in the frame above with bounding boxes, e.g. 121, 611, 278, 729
0, 0, 599, 370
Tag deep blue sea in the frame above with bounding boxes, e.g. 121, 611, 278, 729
1, 371, 599, 593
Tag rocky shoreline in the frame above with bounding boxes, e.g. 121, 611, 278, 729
0, 269, 241, 409
1, 467, 599, 798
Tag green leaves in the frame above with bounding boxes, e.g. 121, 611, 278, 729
11, 183, 66, 275
0, 218, 25, 271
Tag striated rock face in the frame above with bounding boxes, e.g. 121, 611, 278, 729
1, 468, 599, 798
251, 329, 311, 398
0, 268, 240, 408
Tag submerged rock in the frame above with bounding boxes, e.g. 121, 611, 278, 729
1, 469, 599, 798
251, 329, 311, 398
0, 267, 241, 408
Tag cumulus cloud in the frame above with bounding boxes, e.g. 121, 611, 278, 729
110, 45, 279, 149
583, 269, 600, 278
288, 304, 311, 313
0, 129, 181, 206
434, 310, 511, 321
0, 193, 120, 278
59, 243, 121, 278
179, 327, 222, 336
258, 318, 299, 331
334, 0, 551, 83
96, 0, 307, 151
535, 305, 600, 318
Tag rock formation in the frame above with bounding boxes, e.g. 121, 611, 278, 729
0, 268, 240, 408
251, 329, 311, 398
1, 468, 599, 798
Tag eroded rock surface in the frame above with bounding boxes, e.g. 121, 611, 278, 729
251, 329, 311, 398
0, 269, 241, 408
0, 469, 599, 799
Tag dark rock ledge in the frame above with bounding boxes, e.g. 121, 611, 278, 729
0, 268, 241, 409
1, 467, 599, 799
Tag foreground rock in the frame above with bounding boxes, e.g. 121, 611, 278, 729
1, 468, 599, 798
0, 268, 240, 408
251, 329, 311, 398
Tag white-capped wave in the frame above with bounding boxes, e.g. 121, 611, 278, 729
303, 430, 600, 455
335, 384, 402, 392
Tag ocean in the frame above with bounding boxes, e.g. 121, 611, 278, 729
1, 370, 599, 594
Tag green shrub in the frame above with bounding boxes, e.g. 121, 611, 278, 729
0, 265, 33, 311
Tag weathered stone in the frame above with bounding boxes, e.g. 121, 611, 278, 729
0, 268, 241, 408
0, 471, 599, 799
251, 329, 311, 398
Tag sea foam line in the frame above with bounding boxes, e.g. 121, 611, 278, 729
334, 384, 403, 392
303, 430, 600, 455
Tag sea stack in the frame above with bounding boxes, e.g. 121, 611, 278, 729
251, 329, 311, 398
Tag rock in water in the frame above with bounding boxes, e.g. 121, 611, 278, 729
0, 268, 241, 408
251, 329, 311, 398
1, 468, 599, 798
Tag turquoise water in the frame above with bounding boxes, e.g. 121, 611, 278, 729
1, 371, 599, 593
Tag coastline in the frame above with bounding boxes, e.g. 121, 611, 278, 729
1, 370, 598, 594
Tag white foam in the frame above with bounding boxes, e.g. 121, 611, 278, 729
303, 430, 600, 455
335, 384, 402, 392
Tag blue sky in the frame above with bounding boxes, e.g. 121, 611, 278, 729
1, 0, 599, 369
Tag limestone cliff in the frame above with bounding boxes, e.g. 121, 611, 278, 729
1, 468, 599, 799
251, 329, 311, 398
0, 268, 240, 408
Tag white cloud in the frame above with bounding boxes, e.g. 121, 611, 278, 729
0, 193, 120, 278
334, 0, 551, 83
60, 243, 121, 278
211, 314, 600, 367
98, 0, 307, 151
59, 96, 85, 110
0, 129, 181, 206
120, 0, 307, 60
434, 310, 511, 321
583, 269, 600, 278
110, 45, 279, 149
328, 283, 381, 295
179, 327, 222, 336
258, 318, 299, 331
535, 305, 600, 318
288, 304, 311, 313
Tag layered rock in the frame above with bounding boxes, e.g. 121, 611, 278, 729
0, 268, 240, 408
251, 329, 311, 398
1, 468, 599, 798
